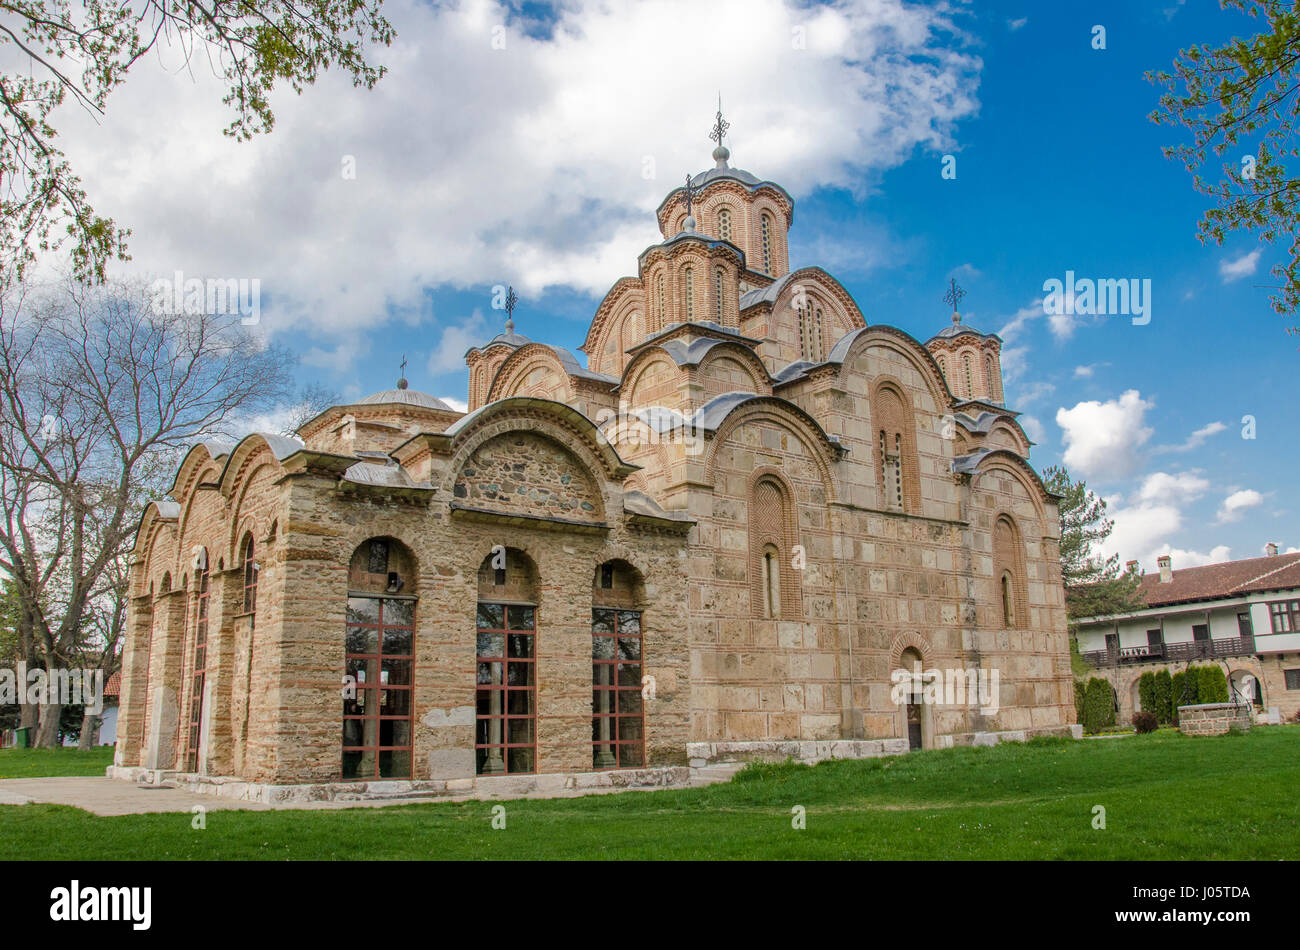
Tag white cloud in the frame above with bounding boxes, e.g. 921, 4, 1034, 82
439, 396, 469, 413
994, 302, 1044, 383
1153, 544, 1232, 570
1154, 420, 1227, 454
53, 0, 983, 339
1073, 362, 1109, 379
1006, 17, 1028, 31
1219, 249, 1261, 283
428, 309, 488, 375
1010, 381, 1054, 406
1216, 488, 1264, 524
1018, 414, 1045, 444
1136, 471, 1210, 505
1055, 389, 1153, 480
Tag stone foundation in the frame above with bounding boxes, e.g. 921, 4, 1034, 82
1177, 702, 1252, 736
687, 724, 1081, 766
106, 764, 692, 804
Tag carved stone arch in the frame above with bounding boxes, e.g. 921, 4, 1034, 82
869, 375, 923, 514
703, 400, 839, 503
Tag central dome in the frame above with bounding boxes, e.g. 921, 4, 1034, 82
355, 389, 454, 411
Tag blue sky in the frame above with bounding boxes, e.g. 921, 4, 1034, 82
66, 0, 1298, 570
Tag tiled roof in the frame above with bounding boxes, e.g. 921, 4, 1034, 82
103, 672, 121, 697
1136, 553, 1300, 607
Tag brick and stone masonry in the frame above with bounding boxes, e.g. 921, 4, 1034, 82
114, 136, 1077, 793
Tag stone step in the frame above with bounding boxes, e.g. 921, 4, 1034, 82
689, 763, 746, 786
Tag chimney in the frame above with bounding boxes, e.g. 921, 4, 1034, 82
1266, 542, 1279, 557
1125, 559, 1138, 574
1157, 554, 1172, 583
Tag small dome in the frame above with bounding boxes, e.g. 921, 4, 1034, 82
355, 389, 454, 411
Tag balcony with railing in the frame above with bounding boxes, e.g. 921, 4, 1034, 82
1080, 636, 1255, 668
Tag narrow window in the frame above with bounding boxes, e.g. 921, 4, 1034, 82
985, 354, 996, 399
343, 597, 415, 779
600, 563, 614, 589
893, 434, 903, 508
475, 602, 536, 774
185, 555, 210, 772
798, 307, 807, 360
814, 308, 824, 361
963, 354, 974, 397
241, 534, 257, 615
592, 608, 644, 768
937, 355, 947, 379
761, 214, 773, 274
763, 547, 781, 618
656, 273, 665, 331
1001, 572, 1014, 627
683, 266, 694, 320
715, 267, 725, 322
881, 431, 902, 510
718, 207, 732, 242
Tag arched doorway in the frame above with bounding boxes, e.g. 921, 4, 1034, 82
592, 559, 647, 769
1228, 669, 1262, 707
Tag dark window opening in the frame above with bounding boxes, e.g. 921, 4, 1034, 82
476, 602, 536, 774
592, 608, 645, 769
343, 596, 414, 779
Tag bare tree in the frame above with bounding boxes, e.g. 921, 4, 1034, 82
0, 273, 295, 745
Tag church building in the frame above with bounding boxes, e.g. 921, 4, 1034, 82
114, 117, 1076, 796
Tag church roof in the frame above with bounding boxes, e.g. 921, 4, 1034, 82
929, 314, 1000, 344
739, 273, 794, 309
655, 160, 794, 219
466, 327, 532, 356
355, 389, 455, 411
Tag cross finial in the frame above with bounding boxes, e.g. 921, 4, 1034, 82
710, 93, 731, 167
710, 94, 730, 148
504, 284, 519, 332
944, 277, 967, 324
682, 173, 697, 222
397, 353, 409, 390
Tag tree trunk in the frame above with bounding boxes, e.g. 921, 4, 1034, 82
77, 710, 102, 750
19, 701, 38, 731
34, 701, 64, 747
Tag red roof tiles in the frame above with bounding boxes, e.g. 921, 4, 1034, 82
1137, 553, 1300, 608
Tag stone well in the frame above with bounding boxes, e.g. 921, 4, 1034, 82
1177, 702, 1252, 736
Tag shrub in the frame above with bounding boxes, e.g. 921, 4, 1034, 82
1074, 680, 1086, 721
1170, 671, 1186, 722
1138, 672, 1157, 715
1082, 677, 1117, 734
1198, 665, 1229, 704
1153, 669, 1173, 723
1132, 711, 1159, 734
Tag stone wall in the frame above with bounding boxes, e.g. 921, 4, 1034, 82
1178, 702, 1252, 735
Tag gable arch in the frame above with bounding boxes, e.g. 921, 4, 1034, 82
486, 343, 575, 405
970, 451, 1053, 525
834, 326, 954, 411
702, 397, 839, 504
622, 348, 686, 410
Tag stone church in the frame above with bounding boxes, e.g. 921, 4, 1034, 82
114, 125, 1076, 796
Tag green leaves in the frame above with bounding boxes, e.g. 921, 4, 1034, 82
1148, 0, 1300, 318
1, 0, 394, 280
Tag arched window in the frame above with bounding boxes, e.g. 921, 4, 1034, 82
475, 548, 539, 775
993, 515, 1027, 630
656, 273, 665, 331
185, 549, 210, 772
592, 560, 646, 769
797, 305, 807, 360
814, 307, 824, 362
963, 353, 974, 398
714, 267, 726, 323
761, 214, 773, 274
985, 354, 997, 401
241, 533, 257, 615
718, 207, 732, 242
900, 646, 925, 750
749, 474, 801, 619
343, 537, 416, 779
937, 355, 947, 381
683, 266, 694, 321
871, 381, 920, 513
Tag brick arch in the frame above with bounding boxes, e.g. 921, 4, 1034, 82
746, 465, 802, 620
487, 344, 575, 405
889, 631, 933, 671
836, 326, 952, 413
869, 376, 922, 514
971, 454, 1051, 525
702, 400, 839, 503
623, 350, 685, 410
992, 510, 1030, 630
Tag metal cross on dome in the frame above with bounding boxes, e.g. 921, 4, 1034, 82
504, 285, 519, 319
944, 277, 967, 314
710, 94, 730, 149
682, 173, 698, 217
399, 354, 407, 377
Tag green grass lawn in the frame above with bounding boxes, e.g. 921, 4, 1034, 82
0, 745, 115, 778
2, 729, 1297, 860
